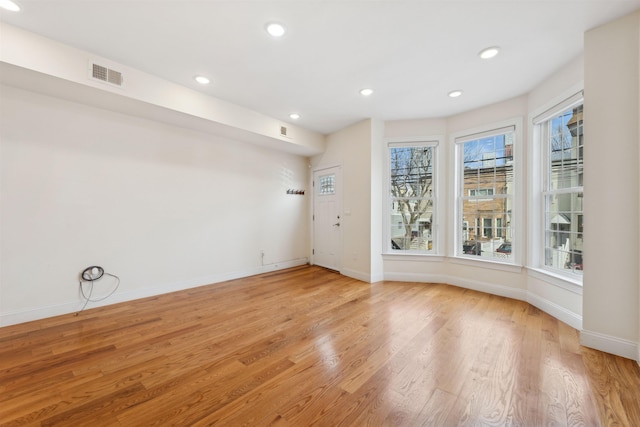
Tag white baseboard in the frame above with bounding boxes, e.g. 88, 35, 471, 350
447, 276, 527, 301
580, 329, 639, 361
0, 258, 308, 327
384, 270, 582, 330
526, 292, 582, 330
340, 268, 372, 283
370, 272, 385, 283
0, 301, 81, 328
383, 271, 448, 284
385, 272, 527, 301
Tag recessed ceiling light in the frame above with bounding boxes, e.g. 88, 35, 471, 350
289, 113, 300, 120
266, 22, 286, 38
0, 0, 20, 11
448, 90, 463, 98
479, 46, 500, 59
360, 88, 374, 96
194, 75, 210, 85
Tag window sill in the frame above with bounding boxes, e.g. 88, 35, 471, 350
382, 253, 445, 262
449, 256, 523, 274
526, 267, 583, 295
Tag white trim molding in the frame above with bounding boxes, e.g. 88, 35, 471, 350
526, 292, 582, 330
448, 276, 527, 301
383, 271, 527, 301
383, 269, 582, 331
581, 329, 639, 362
341, 267, 384, 284
527, 267, 583, 295
383, 272, 448, 284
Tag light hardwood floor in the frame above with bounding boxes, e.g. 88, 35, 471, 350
1, 265, 639, 426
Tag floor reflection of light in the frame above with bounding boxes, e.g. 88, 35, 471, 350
318, 337, 339, 370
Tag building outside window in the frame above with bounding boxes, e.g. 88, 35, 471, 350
540, 103, 584, 274
456, 127, 515, 261
388, 142, 436, 253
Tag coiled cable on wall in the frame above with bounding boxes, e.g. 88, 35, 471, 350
77, 266, 120, 315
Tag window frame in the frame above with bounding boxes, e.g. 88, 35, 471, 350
532, 92, 584, 282
451, 118, 523, 267
383, 137, 443, 257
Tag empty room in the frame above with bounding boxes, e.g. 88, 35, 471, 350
1, 1, 640, 425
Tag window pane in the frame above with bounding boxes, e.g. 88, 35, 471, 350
389, 145, 435, 253
390, 199, 433, 251
544, 191, 584, 273
458, 131, 514, 262
319, 174, 335, 195
548, 106, 583, 190
390, 147, 433, 197
542, 103, 584, 275
483, 218, 493, 238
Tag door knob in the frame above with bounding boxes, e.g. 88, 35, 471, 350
333, 222, 340, 227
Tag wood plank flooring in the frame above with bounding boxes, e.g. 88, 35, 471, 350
1, 265, 639, 426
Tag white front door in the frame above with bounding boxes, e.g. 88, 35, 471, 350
313, 167, 342, 271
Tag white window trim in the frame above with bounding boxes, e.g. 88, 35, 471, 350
528, 88, 584, 284
383, 136, 444, 256
450, 117, 523, 266
527, 267, 583, 294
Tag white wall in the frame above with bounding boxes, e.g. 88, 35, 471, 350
527, 54, 584, 113
526, 55, 585, 330
0, 85, 310, 325
369, 119, 385, 282
446, 96, 528, 138
312, 119, 378, 281
582, 11, 640, 361
384, 118, 447, 140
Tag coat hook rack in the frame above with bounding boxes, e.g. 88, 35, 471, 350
286, 189, 305, 195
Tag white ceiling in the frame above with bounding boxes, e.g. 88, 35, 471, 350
2, 1, 639, 135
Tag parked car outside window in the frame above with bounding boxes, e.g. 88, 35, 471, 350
496, 242, 512, 254
463, 241, 482, 255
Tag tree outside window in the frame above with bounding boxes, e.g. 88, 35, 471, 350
389, 145, 435, 252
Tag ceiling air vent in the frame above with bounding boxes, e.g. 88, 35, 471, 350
280, 126, 287, 136
91, 63, 123, 87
